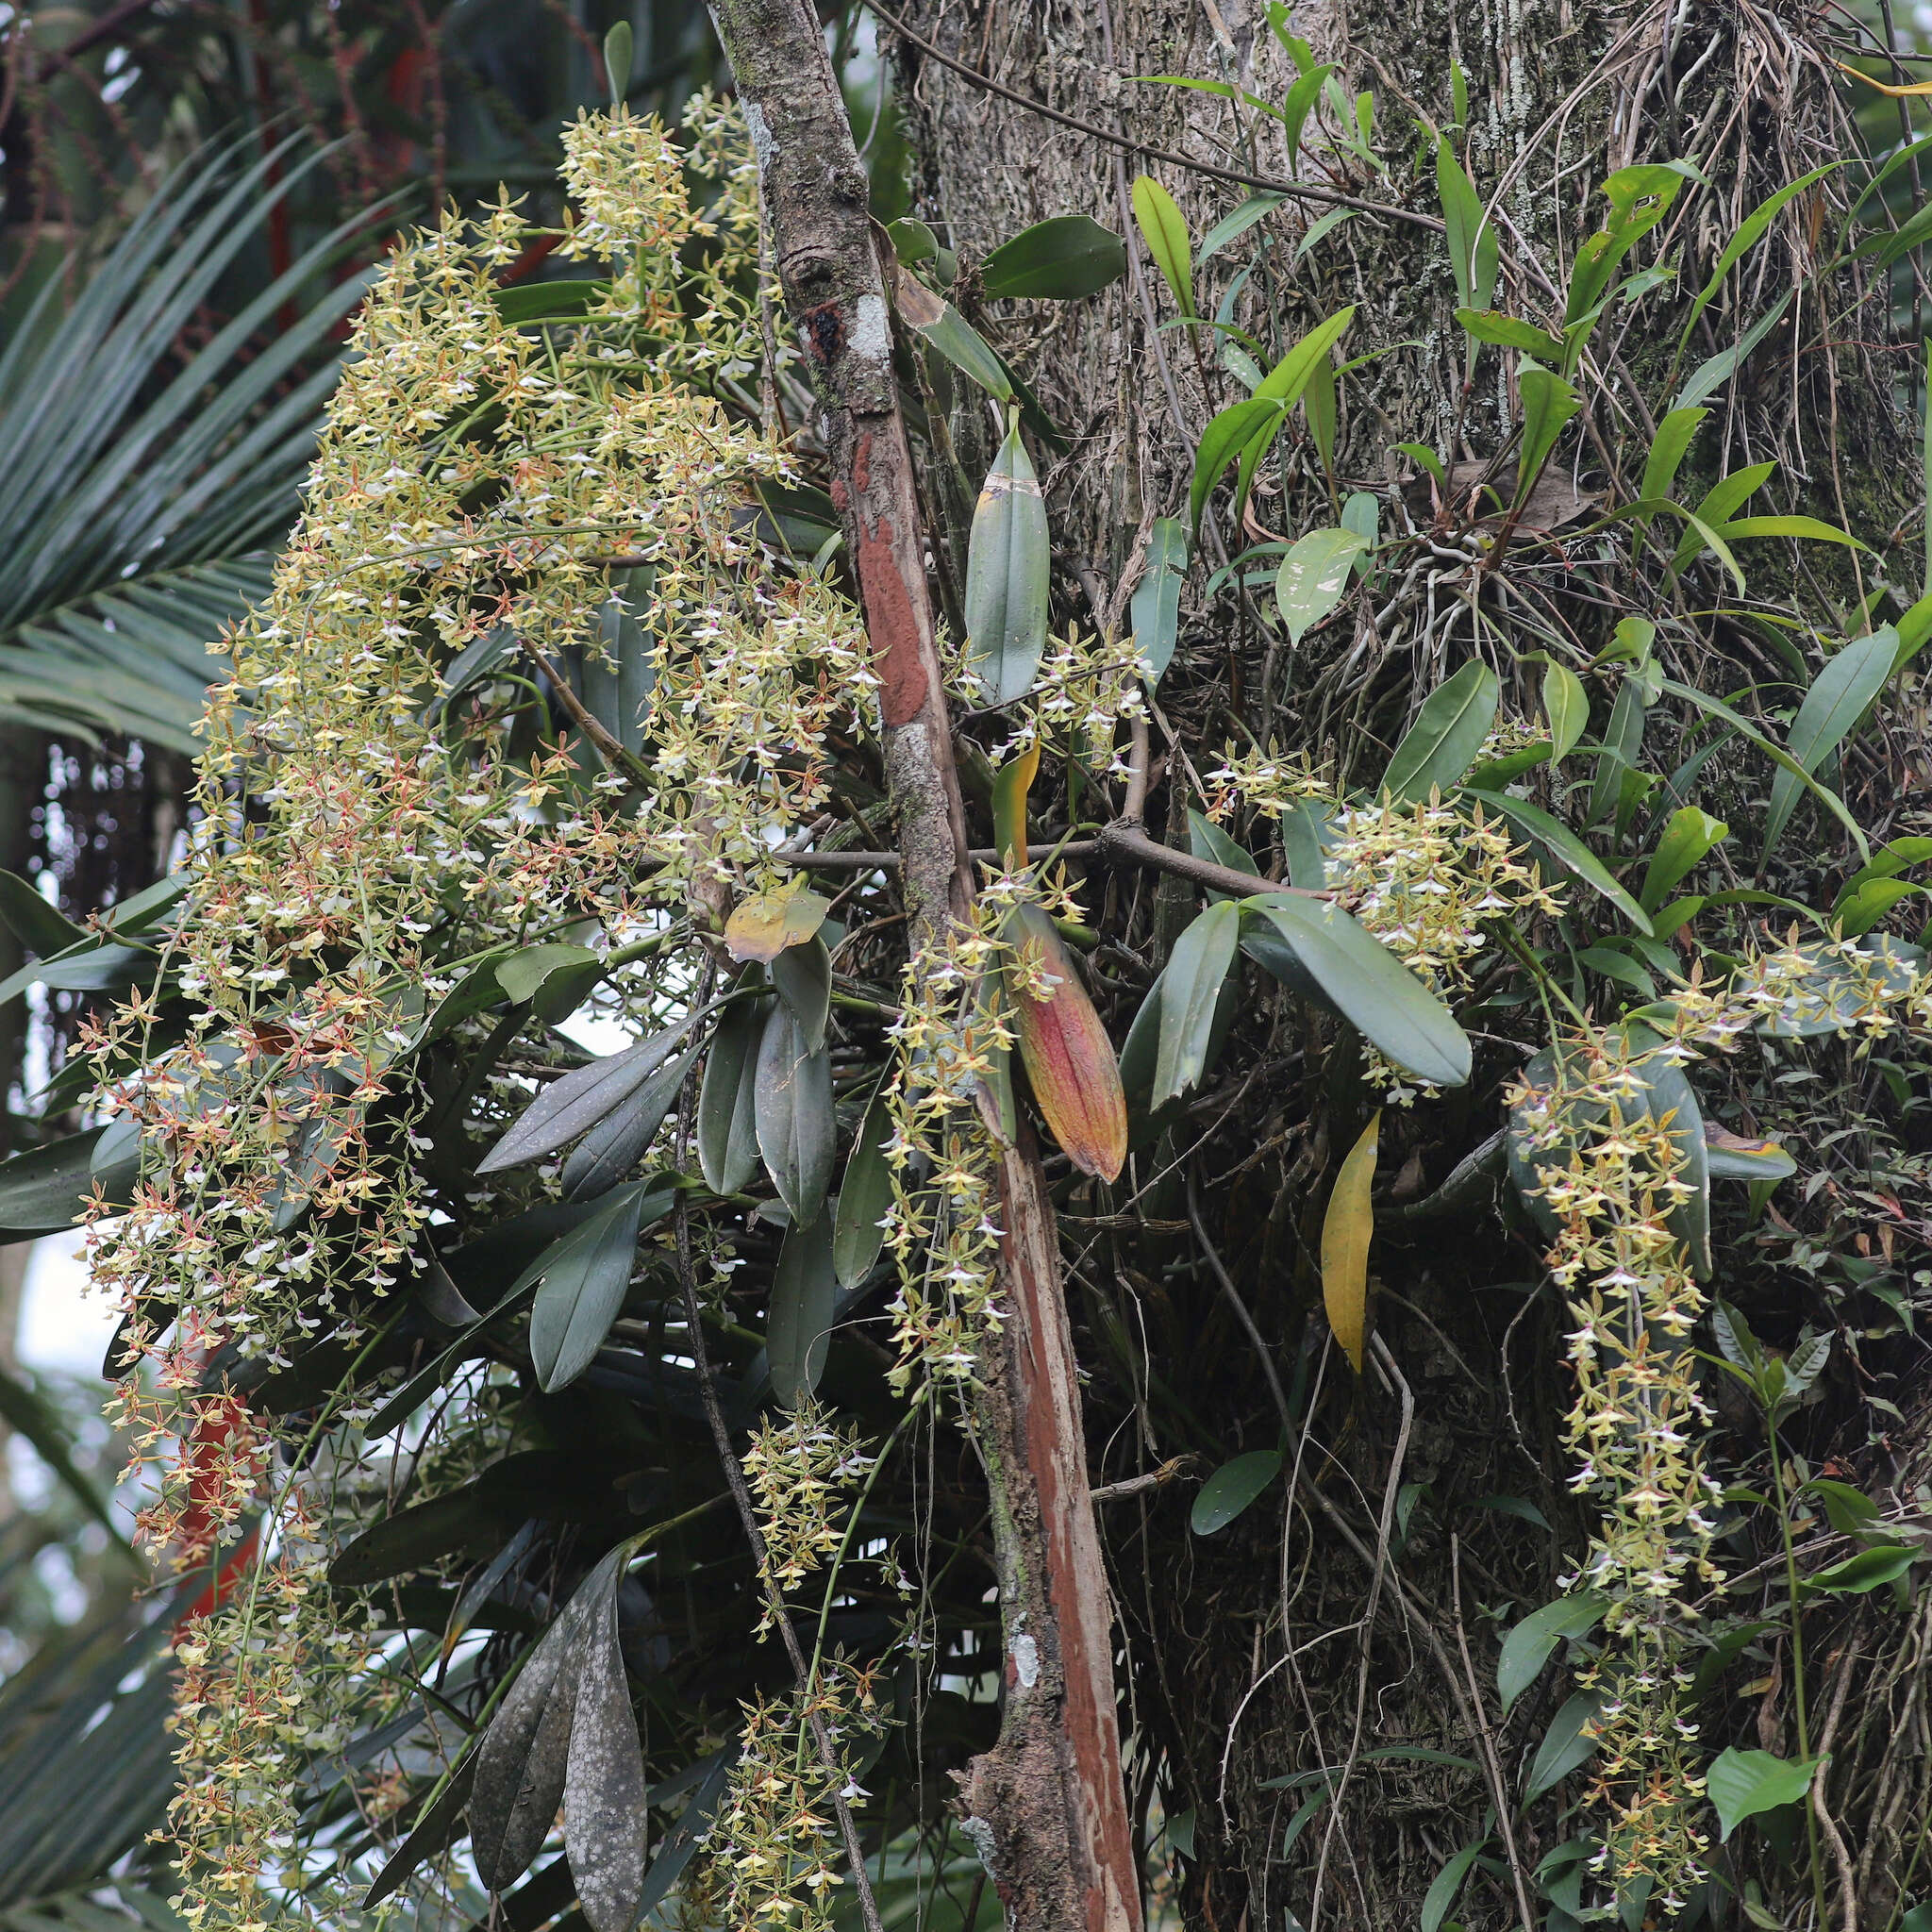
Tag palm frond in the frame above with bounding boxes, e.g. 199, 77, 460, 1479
0, 1582, 177, 1907
0, 132, 387, 732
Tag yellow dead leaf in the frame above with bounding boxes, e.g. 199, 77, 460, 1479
991, 743, 1041, 870
1321, 1110, 1381, 1373
724, 887, 830, 963
1834, 57, 1932, 96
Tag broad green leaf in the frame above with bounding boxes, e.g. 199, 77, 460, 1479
480, 1022, 691, 1174
1384, 660, 1499, 802
894, 270, 1012, 398
1543, 661, 1590, 766
980, 215, 1126, 299
1763, 627, 1899, 857
1341, 488, 1379, 556
1283, 64, 1337, 166
1189, 807, 1263, 900
1564, 164, 1690, 336
1524, 1692, 1599, 1801
1422, 1842, 1487, 1932
834, 1073, 894, 1290
1132, 516, 1189, 683
1703, 1123, 1795, 1182
1802, 1477, 1880, 1535
0, 1122, 139, 1236
561, 1049, 691, 1201
1640, 406, 1707, 505
529, 1182, 647, 1391
1229, 308, 1358, 529
1190, 1449, 1283, 1534
698, 991, 768, 1195
0, 868, 87, 957
1455, 307, 1565, 363
1840, 837, 1932, 900
491, 280, 608, 327
1154, 901, 1241, 1108
1191, 397, 1282, 538
964, 420, 1050, 704
1132, 175, 1195, 318
1674, 291, 1791, 411
1475, 1491, 1552, 1529
1437, 137, 1499, 362
754, 1003, 836, 1226
1274, 527, 1366, 644
1243, 895, 1471, 1087
1320, 1111, 1379, 1372
496, 942, 598, 1007
771, 932, 831, 1055
1517, 362, 1580, 500
1669, 459, 1775, 569
1198, 192, 1286, 263
1303, 353, 1338, 476
603, 19, 633, 100
1497, 1592, 1607, 1712
887, 216, 939, 265
1641, 807, 1729, 911
1803, 1544, 1915, 1595
768, 1214, 837, 1407
1706, 1748, 1816, 1840
1718, 514, 1864, 549
1836, 876, 1928, 937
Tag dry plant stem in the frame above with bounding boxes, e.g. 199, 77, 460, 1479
1451, 1533, 1538, 1932
1110, 716, 1319, 899
1306, 1334, 1414, 1931
672, 1204, 886, 1932
707, 5, 1141, 1926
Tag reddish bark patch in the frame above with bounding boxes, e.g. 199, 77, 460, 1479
855, 513, 927, 727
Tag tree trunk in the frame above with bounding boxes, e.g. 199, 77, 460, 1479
704, 8, 1142, 1927
888, 4, 1917, 1928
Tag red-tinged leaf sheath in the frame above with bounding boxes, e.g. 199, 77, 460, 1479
1007, 904, 1126, 1182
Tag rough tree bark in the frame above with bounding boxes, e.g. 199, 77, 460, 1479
704, 6, 1142, 1927
879, 2, 1920, 1927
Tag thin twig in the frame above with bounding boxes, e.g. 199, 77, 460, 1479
1307, 1334, 1415, 1932
1090, 1455, 1201, 1503
1187, 1172, 1291, 1428
1452, 1533, 1540, 1932
781, 841, 1100, 872
1098, 818, 1323, 899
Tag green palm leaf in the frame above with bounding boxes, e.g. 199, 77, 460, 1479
0, 132, 383, 742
